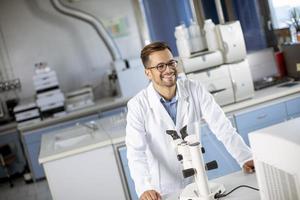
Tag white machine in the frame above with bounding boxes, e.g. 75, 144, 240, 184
181, 51, 223, 73
180, 20, 254, 106
13, 101, 41, 126
113, 58, 149, 98
187, 65, 234, 106
216, 21, 247, 63
249, 117, 300, 200
65, 86, 95, 112
166, 125, 225, 200
186, 59, 254, 106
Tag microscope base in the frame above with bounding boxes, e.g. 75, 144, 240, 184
180, 181, 226, 200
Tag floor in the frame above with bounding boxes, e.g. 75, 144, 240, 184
0, 177, 52, 200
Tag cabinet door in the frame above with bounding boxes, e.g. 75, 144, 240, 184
285, 96, 300, 119
118, 146, 139, 200
200, 124, 241, 180
235, 102, 287, 145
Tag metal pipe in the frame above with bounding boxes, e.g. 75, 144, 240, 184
215, 0, 225, 24
190, 0, 206, 28
50, 0, 122, 61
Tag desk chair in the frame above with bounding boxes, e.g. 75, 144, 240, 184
0, 144, 16, 187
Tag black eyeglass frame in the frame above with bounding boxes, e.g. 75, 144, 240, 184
146, 60, 178, 72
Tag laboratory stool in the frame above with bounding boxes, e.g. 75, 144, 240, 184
0, 144, 16, 187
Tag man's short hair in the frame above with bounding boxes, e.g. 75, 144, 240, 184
140, 41, 172, 68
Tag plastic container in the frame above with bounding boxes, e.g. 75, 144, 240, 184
189, 20, 206, 52
204, 19, 219, 51
175, 24, 191, 58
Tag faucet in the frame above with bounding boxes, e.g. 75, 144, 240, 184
76, 121, 98, 132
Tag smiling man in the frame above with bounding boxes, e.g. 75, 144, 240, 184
125, 41, 254, 200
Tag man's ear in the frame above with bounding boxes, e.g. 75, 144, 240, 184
145, 69, 152, 80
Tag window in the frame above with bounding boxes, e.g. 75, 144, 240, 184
268, 0, 300, 29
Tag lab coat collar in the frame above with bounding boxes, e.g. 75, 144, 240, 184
147, 80, 189, 109
147, 80, 190, 129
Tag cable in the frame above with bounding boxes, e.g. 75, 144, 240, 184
214, 184, 259, 199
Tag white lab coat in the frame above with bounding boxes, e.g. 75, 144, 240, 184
125, 79, 252, 197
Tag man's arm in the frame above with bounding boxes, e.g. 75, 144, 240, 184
126, 100, 160, 197
197, 83, 253, 169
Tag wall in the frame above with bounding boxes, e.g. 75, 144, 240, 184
0, 0, 142, 100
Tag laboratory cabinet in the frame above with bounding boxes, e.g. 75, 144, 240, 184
200, 123, 241, 180
42, 145, 126, 200
0, 130, 26, 178
21, 114, 99, 180
234, 102, 288, 145
285, 96, 300, 119
118, 145, 139, 200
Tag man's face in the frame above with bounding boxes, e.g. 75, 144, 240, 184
145, 49, 177, 88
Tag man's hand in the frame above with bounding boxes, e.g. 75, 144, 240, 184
243, 160, 255, 173
140, 190, 161, 200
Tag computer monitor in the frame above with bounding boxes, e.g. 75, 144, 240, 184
249, 117, 300, 200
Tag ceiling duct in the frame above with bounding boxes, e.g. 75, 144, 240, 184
50, 0, 122, 61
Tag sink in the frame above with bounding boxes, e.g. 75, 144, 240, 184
54, 126, 93, 149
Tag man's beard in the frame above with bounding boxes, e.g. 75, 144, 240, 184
160, 69, 177, 87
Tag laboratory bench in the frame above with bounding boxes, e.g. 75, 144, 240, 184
4, 82, 300, 198
166, 171, 259, 200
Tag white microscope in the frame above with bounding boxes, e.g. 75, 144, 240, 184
166, 125, 225, 200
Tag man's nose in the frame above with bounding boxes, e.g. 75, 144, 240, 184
164, 64, 174, 72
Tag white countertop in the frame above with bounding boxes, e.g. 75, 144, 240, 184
19, 96, 130, 132
223, 81, 300, 114
39, 123, 112, 163
166, 171, 259, 200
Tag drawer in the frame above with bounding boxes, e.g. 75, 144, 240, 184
285, 97, 300, 116
235, 102, 287, 131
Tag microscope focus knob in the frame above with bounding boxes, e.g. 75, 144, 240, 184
205, 160, 218, 171
201, 147, 205, 153
182, 168, 195, 178
177, 154, 183, 161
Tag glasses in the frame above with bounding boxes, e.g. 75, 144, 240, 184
147, 60, 178, 72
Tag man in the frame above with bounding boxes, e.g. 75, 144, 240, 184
126, 42, 254, 200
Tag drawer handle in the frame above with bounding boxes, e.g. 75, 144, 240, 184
257, 114, 267, 120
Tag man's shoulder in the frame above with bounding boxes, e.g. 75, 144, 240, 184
177, 78, 203, 89
128, 86, 149, 106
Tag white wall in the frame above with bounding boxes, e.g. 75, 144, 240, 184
0, 0, 143, 100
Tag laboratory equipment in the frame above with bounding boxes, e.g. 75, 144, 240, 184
181, 51, 223, 73
33, 62, 65, 118
216, 21, 247, 63
187, 65, 234, 106
249, 117, 300, 200
13, 101, 41, 126
189, 20, 206, 53
175, 24, 191, 58
113, 58, 149, 98
166, 125, 225, 200
282, 43, 300, 80
187, 59, 254, 106
65, 86, 95, 112
204, 19, 219, 51
181, 19, 254, 106
226, 59, 254, 102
